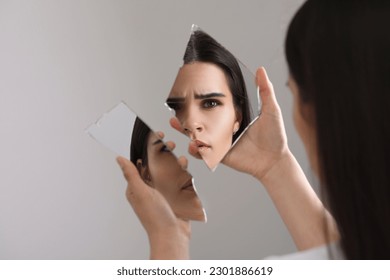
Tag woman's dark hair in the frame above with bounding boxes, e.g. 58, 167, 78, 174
285, 0, 390, 259
183, 29, 252, 142
130, 117, 151, 167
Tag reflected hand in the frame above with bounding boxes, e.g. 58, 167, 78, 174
155, 131, 190, 170
222, 67, 289, 180
169, 117, 203, 160
116, 156, 190, 259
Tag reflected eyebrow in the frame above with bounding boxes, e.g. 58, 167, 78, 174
166, 97, 185, 103
166, 93, 225, 104
194, 92, 225, 99
152, 139, 163, 145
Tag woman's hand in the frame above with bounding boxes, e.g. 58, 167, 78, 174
225, 68, 339, 249
222, 67, 289, 180
116, 156, 190, 259
169, 118, 203, 160
169, 67, 339, 250
156, 131, 190, 171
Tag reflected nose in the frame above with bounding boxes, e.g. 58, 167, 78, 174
183, 122, 203, 139
182, 109, 204, 139
184, 124, 203, 139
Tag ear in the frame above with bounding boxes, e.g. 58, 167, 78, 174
136, 159, 152, 184
233, 110, 242, 134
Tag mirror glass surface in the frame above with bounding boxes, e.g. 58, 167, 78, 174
165, 25, 260, 170
86, 102, 135, 158
86, 102, 206, 222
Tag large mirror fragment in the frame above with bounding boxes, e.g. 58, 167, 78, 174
165, 25, 260, 171
86, 102, 206, 222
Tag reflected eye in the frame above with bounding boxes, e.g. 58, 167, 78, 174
160, 145, 171, 153
202, 99, 221, 109
166, 101, 183, 112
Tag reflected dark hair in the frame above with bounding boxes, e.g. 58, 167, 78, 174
130, 117, 151, 166
286, 1, 390, 259
183, 30, 251, 142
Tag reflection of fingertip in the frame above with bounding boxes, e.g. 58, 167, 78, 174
169, 117, 177, 126
156, 131, 164, 139
166, 141, 176, 150
178, 156, 188, 170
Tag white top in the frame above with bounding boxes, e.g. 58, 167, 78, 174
266, 242, 345, 260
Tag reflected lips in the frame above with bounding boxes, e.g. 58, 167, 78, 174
194, 139, 211, 152
181, 178, 195, 191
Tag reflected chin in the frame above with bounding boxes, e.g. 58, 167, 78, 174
192, 209, 207, 222
200, 143, 234, 170
202, 153, 223, 171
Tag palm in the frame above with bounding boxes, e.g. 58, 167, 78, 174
223, 67, 289, 179
121, 158, 190, 237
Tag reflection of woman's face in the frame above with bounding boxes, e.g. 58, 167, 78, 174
167, 62, 241, 169
139, 132, 205, 221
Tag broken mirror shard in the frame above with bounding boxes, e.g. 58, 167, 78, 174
86, 102, 135, 158
86, 101, 206, 222
165, 24, 260, 171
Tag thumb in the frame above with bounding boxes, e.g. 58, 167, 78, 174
256, 67, 280, 114
116, 156, 144, 188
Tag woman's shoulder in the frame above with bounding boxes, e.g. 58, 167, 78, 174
265, 242, 344, 260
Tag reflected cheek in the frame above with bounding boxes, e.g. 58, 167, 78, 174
149, 168, 174, 197
213, 111, 235, 140
149, 155, 182, 192
208, 112, 235, 153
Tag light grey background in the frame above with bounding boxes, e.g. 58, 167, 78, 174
0, 0, 311, 259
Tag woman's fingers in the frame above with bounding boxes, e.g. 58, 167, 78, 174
177, 156, 188, 170
168, 118, 202, 160
156, 131, 165, 139
154, 130, 194, 168
165, 141, 176, 151
116, 156, 138, 184
256, 67, 281, 115
116, 156, 148, 201
116, 156, 184, 245
188, 141, 202, 159
169, 117, 185, 134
